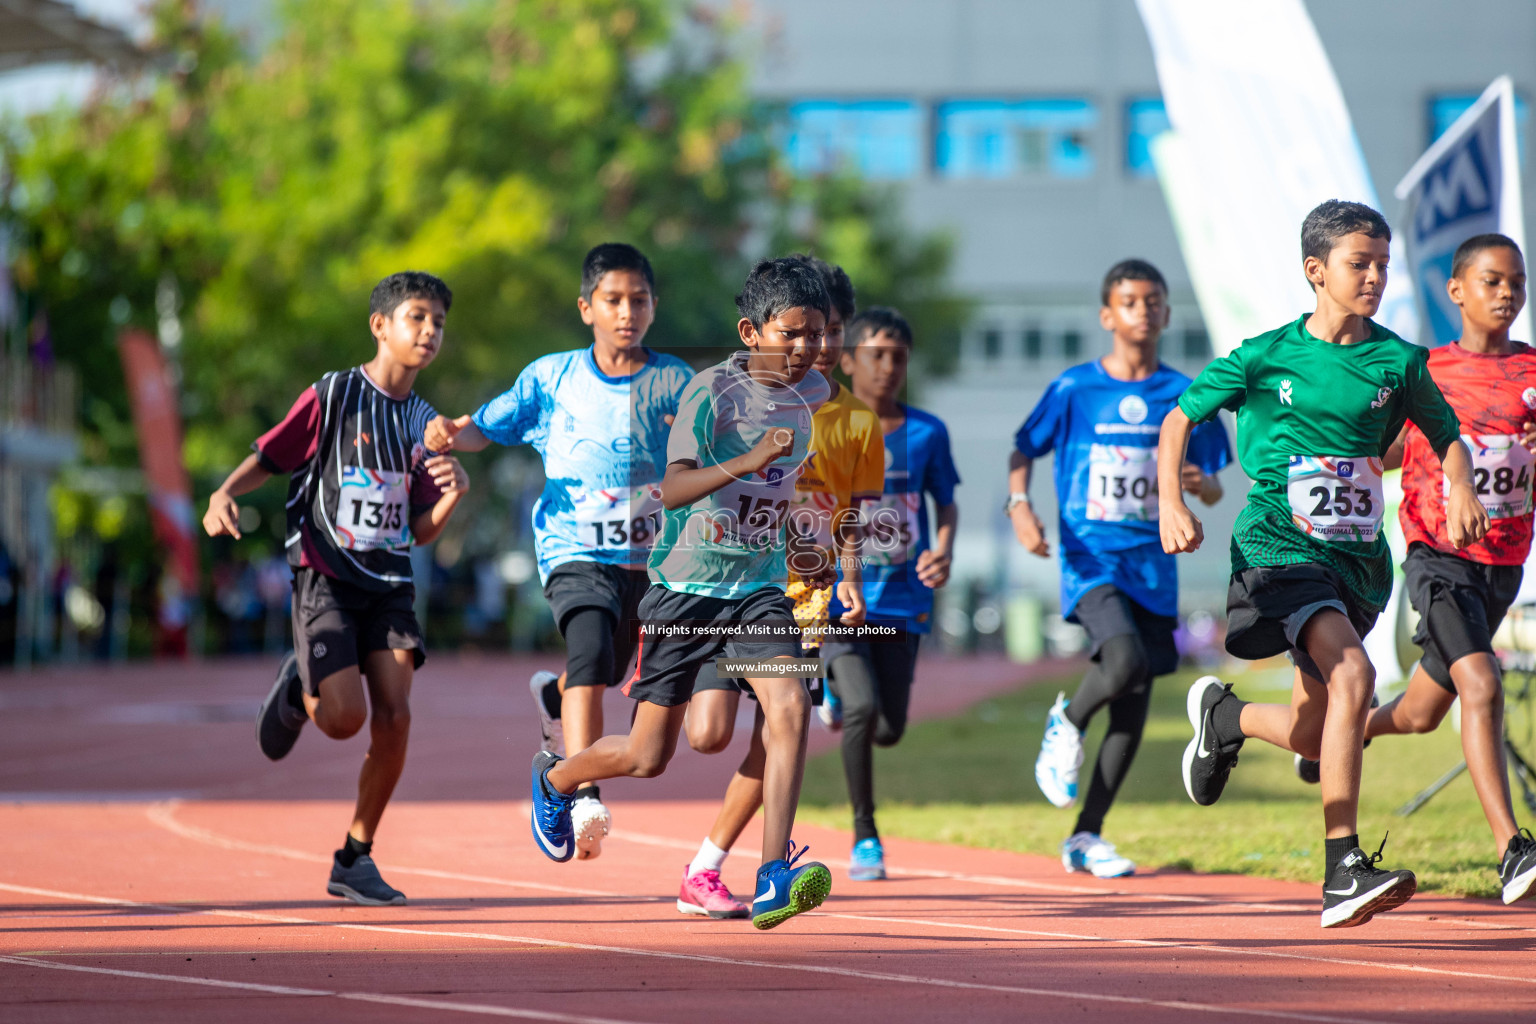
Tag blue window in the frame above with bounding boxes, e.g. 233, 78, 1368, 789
935, 99, 1097, 180
1429, 93, 1528, 166
784, 100, 925, 181
1125, 98, 1170, 178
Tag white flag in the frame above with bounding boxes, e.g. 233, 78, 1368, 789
1395, 76, 1529, 347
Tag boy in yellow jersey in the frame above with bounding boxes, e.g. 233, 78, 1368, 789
676, 256, 884, 918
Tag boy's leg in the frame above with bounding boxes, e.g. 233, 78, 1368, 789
348, 648, 415, 844
557, 607, 615, 754
1294, 610, 1374, 839
868, 634, 920, 748
679, 703, 764, 920
827, 647, 881, 844
751, 674, 812, 861
686, 661, 742, 755
546, 700, 690, 792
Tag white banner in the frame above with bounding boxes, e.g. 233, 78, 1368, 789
1136, 0, 1418, 356
1395, 76, 1529, 347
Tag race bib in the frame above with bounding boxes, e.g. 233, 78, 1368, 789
1086, 444, 1158, 522
1287, 456, 1384, 542
337, 467, 410, 551
1446, 434, 1535, 520
787, 489, 840, 549
865, 492, 921, 566
713, 465, 799, 547
572, 483, 665, 551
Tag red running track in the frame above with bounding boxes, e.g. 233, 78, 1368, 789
2, 654, 1534, 1023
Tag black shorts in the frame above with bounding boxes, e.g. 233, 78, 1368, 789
625, 585, 802, 707
543, 561, 650, 687
1403, 543, 1522, 692
823, 632, 923, 692
290, 567, 424, 696
1068, 584, 1180, 677
1225, 563, 1378, 680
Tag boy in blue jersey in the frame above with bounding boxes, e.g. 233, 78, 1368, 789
1010, 260, 1231, 878
425, 243, 692, 859
825, 306, 961, 881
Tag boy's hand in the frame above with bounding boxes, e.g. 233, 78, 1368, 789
1160, 501, 1203, 553
836, 580, 866, 626
1522, 420, 1536, 453
1180, 462, 1207, 496
1009, 501, 1049, 556
426, 455, 469, 497
788, 536, 837, 589
424, 414, 473, 453
204, 489, 243, 539
1445, 481, 1490, 550
744, 427, 795, 473
915, 548, 951, 589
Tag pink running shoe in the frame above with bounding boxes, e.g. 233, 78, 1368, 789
676, 866, 749, 920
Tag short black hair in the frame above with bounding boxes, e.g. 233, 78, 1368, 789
1100, 259, 1167, 306
370, 271, 452, 317
847, 306, 913, 348
581, 243, 655, 301
792, 253, 856, 322
1301, 200, 1391, 285
735, 257, 831, 330
1452, 232, 1524, 278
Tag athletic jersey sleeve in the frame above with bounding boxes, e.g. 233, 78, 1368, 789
472, 362, 547, 448
1014, 377, 1067, 458
925, 419, 961, 507
1187, 418, 1234, 476
667, 377, 715, 467
1403, 348, 1462, 453
252, 386, 320, 474
1178, 346, 1249, 424
853, 409, 886, 498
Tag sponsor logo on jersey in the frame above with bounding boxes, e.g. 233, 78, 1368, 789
1278, 379, 1293, 405
1118, 394, 1149, 425
1370, 386, 1393, 410
1522, 387, 1536, 410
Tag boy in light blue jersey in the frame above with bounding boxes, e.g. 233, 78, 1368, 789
825, 307, 961, 881
1010, 260, 1231, 878
426, 243, 691, 859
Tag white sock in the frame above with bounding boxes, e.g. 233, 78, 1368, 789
688, 838, 728, 878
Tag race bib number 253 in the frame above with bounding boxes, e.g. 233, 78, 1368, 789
1287, 456, 1384, 542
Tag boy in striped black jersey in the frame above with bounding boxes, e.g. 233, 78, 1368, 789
203, 271, 469, 907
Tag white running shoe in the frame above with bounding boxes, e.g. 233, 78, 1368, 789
571, 792, 611, 859
1061, 831, 1135, 878
529, 670, 563, 756
1035, 692, 1083, 808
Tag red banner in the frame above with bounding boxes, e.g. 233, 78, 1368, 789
118, 330, 199, 653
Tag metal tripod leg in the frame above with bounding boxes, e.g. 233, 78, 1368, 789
1397, 739, 1536, 816
1397, 760, 1468, 816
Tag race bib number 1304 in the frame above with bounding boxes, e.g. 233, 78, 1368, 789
1287, 456, 1384, 542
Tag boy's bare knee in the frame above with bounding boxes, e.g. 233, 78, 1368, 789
688, 726, 732, 756
1402, 703, 1448, 734
318, 708, 366, 739
1328, 654, 1375, 707
629, 752, 670, 778
1457, 673, 1503, 716
372, 703, 411, 738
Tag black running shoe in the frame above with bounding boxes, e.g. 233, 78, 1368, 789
1321, 835, 1417, 928
327, 853, 406, 906
1499, 828, 1536, 905
1294, 754, 1321, 784
1182, 676, 1244, 806
256, 651, 307, 761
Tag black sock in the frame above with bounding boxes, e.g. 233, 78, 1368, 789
1325, 834, 1359, 876
337, 834, 372, 868
574, 784, 600, 801
1212, 690, 1248, 744
540, 677, 563, 719
285, 671, 305, 711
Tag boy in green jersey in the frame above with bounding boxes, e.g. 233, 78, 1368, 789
1157, 200, 1489, 929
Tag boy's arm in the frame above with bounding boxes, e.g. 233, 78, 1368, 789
1158, 407, 1203, 553
1437, 438, 1490, 549
424, 414, 492, 453
1007, 450, 1049, 556
409, 455, 470, 545
204, 454, 272, 539
659, 428, 795, 510
833, 492, 877, 623
916, 502, 957, 589
1181, 463, 1224, 506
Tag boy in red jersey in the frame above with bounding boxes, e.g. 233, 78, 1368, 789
1297, 234, 1536, 904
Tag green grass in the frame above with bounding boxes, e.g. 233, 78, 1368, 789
798, 664, 1536, 897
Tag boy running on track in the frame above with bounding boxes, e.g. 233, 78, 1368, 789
822, 306, 960, 881
1012, 259, 1231, 878
1159, 200, 1488, 928
678, 256, 882, 919
1295, 233, 1536, 904
530, 257, 836, 930
424, 244, 692, 860
203, 271, 469, 906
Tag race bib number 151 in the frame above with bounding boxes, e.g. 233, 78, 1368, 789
1287, 456, 1384, 542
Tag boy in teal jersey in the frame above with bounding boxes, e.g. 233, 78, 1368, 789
426, 244, 692, 860
1158, 200, 1488, 928
530, 257, 836, 931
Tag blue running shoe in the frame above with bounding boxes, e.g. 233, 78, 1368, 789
530, 750, 574, 862
1035, 691, 1083, 808
751, 841, 831, 930
1061, 831, 1135, 878
818, 684, 843, 731
849, 837, 886, 881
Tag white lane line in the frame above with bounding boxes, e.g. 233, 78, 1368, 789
819, 911, 1536, 989
0, 881, 1389, 1024
0, 954, 652, 1023
141, 805, 1536, 986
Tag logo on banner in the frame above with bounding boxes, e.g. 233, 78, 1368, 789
1414, 136, 1495, 240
